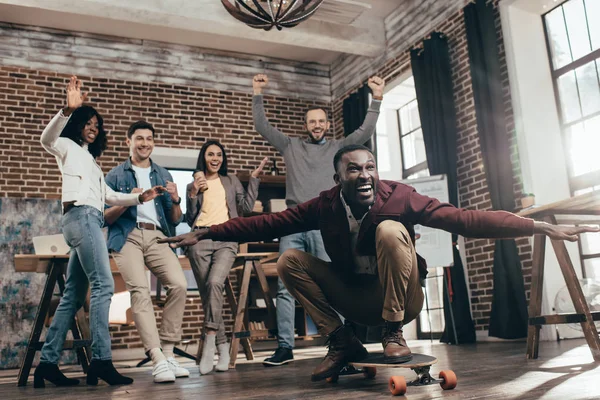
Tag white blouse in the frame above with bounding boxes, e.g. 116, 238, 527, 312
41, 110, 141, 213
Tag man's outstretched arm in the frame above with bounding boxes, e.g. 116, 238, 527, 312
406, 190, 598, 240
159, 197, 321, 248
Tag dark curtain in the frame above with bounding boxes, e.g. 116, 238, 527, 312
411, 31, 476, 344
343, 83, 376, 151
464, 0, 528, 338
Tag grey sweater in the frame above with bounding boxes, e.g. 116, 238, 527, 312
253, 95, 381, 208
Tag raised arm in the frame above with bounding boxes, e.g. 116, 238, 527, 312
252, 74, 290, 153
234, 157, 268, 214
184, 172, 208, 227
40, 111, 71, 158
41, 75, 88, 157
340, 76, 385, 147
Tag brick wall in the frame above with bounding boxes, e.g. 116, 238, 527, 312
0, 67, 330, 199
0, 65, 330, 350
331, 0, 533, 332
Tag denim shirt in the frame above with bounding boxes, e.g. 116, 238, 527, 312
105, 158, 182, 252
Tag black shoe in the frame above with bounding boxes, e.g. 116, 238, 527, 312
263, 347, 294, 367
33, 362, 80, 388
86, 359, 133, 386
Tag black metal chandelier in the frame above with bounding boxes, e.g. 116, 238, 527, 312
221, 0, 325, 31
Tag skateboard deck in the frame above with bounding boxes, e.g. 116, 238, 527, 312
328, 353, 457, 396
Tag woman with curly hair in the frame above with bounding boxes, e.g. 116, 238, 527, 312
34, 76, 165, 388
185, 140, 267, 374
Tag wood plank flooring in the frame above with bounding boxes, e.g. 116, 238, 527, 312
2, 338, 599, 399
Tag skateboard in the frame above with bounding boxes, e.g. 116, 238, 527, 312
326, 353, 457, 396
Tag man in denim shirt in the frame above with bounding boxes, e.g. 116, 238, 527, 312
105, 121, 189, 383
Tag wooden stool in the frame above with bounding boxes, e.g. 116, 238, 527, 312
228, 253, 278, 368
194, 253, 278, 368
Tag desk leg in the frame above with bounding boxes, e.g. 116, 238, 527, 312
229, 261, 252, 369
253, 260, 277, 331
224, 276, 253, 363
549, 217, 600, 362
17, 261, 60, 387
526, 233, 546, 359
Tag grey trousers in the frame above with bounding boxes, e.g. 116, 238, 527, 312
187, 238, 238, 346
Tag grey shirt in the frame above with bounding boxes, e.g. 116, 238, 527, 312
253, 95, 382, 208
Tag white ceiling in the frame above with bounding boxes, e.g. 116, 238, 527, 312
0, 0, 403, 64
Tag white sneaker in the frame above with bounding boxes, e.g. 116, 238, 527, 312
199, 335, 216, 375
215, 342, 230, 372
152, 359, 176, 383
166, 357, 190, 378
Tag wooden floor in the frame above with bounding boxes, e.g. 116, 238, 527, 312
2, 338, 599, 399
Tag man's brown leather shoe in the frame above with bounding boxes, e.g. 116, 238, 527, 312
311, 324, 369, 381
382, 321, 412, 363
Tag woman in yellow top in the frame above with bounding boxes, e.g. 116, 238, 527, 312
185, 140, 267, 374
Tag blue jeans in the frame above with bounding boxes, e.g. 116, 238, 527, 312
40, 206, 114, 364
277, 230, 330, 349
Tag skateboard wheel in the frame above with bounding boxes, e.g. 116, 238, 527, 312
388, 375, 406, 396
326, 375, 339, 383
439, 370, 457, 390
363, 367, 376, 379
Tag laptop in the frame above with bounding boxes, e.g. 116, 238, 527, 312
32, 234, 71, 255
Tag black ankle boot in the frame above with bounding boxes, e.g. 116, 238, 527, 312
33, 362, 80, 388
86, 359, 133, 386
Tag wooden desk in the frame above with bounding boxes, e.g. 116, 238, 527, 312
519, 191, 600, 361
13, 252, 278, 384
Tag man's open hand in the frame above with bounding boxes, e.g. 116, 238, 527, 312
158, 227, 210, 248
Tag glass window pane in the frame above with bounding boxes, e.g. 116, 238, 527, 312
557, 70, 583, 123
408, 100, 421, 131
376, 136, 391, 172
586, 0, 600, 51
167, 168, 196, 289
580, 231, 600, 254
399, 106, 409, 135
545, 6, 572, 69
424, 268, 444, 308
583, 258, 600, 281
563, 0, 593, 60
566, 116, 600, 176
419, 309, 444, 333
575, 60, 600, 117
401, 128, 426, 169
407, 169, 430, 179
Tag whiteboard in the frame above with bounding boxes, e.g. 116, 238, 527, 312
400, 174, 454, 268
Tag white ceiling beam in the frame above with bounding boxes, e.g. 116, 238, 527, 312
0, 0, 386, 58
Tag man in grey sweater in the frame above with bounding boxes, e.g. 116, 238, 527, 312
252, 73, 385, 366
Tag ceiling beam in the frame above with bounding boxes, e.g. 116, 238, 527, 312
0, 0, 385, 59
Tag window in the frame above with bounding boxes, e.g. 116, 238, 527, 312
544, 0, 600, 192
376, 75, 429, 180
376, 74, 441, 339
149, 167, 198, 292
544, 0, 600, 280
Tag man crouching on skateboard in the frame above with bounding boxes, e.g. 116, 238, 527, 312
159, 144, 597, 381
